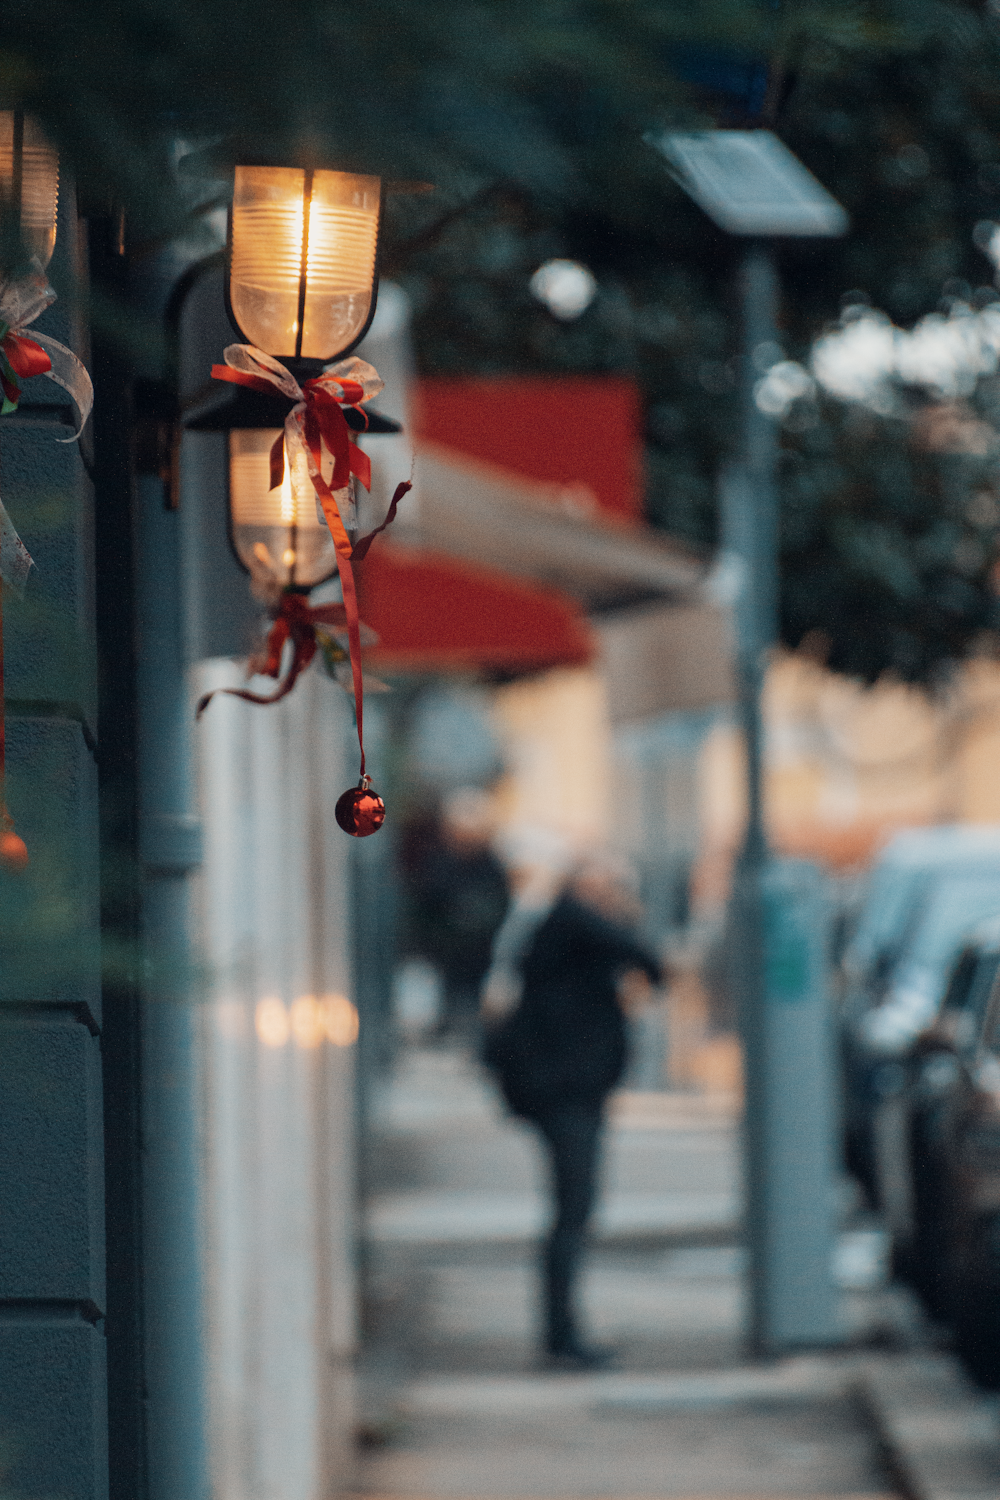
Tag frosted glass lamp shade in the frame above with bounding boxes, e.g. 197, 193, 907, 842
228, 165, 381, 362
0, 112, 59, 272
229, 429, 339, 588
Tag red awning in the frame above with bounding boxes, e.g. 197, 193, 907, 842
413, 376, 642, 523
356, 541, 594, 675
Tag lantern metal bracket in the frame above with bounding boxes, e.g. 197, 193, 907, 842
134, 378, 181, 510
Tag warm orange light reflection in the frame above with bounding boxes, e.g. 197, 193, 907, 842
229, 165, 380, 361
254, 993, 358, 1048
256, 996, 291, 1048
290, 994, 324, 1049
320, 993, 359, 1047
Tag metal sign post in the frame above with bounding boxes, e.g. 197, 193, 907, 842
653, 132, 847, 1352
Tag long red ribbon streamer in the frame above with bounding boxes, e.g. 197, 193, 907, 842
201, 363, 411, 779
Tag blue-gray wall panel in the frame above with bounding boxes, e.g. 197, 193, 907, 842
0, 428, 97, 731
0, 719, 100, 1017
0, 1018, 105, 1306
0, 1318, 108, 1500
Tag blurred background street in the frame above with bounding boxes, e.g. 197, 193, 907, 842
349, 1044, 981, 1500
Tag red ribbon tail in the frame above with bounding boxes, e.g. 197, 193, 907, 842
349, 444, 372, 492
338, 555, 366, 779
304, 388, 354, 490
307, 453, 367, 778
197, 682, 297, 716
269, 431, 286, 492
196, 631, 317, 718
352, 481, 412, 563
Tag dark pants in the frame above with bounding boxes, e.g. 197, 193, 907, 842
532, 1105, 604, 1354
436, 981, 481, 1042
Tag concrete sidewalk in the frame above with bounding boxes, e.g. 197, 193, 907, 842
352, 1046, 999, 1500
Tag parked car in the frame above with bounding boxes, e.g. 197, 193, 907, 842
841, 827, 1000, 1023
842, 864, 1000, 1206
881, 918, 1000, 1314
924, 959, 1000, 1386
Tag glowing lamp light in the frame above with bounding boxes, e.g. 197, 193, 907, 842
228, 427, 339, 589
0, 111, 59, 274
228, 165, 381, 365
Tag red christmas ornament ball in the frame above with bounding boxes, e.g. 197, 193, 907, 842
0, 831, 29, 870
336, 785, 386, 838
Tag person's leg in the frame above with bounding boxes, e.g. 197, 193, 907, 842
535, 1106, 604, 1356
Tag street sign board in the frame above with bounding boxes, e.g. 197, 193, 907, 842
652, 130, 849, 237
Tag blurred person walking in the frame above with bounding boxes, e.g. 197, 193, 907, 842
481, 855, 662, 1369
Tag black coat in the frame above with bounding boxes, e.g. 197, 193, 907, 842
483, 893, 661, 1117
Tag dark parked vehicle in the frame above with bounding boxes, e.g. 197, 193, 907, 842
925, 966, 1000, 1386
842, 865, 1000, 1208
883, 918, 1000, 1315
841, 826, 1000, 1016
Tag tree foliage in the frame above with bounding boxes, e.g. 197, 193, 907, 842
7, 1, 1000, 680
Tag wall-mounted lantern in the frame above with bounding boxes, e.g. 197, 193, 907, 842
185, 160, 420, 837
0, 111, 59, 275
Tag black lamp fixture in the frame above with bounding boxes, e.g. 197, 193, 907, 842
185, 160, 407, 590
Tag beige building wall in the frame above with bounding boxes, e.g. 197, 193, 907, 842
697, 651, 1000, 890
491, 665, 613, 853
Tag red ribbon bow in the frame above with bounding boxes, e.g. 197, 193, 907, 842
0, 328, 52, 410
196, 593, 350, 716
200, 355, 411, 782
209, 361, 372, 497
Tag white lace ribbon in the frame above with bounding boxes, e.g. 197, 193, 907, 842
0, 272, 93, 439
0, 271, 95, 591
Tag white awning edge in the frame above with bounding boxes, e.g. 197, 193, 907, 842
387, 443, 707, 612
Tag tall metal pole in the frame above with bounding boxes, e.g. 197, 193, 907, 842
726, 243, 839, 1356
726, 242, 779, 1355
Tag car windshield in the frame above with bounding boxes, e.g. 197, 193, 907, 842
894, 878, 1000, 994
844, 831, 1000, 981
843, 866, 928, 978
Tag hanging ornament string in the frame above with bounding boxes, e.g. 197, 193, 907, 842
0, 271, 94, 869
197, 345, 411, 789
